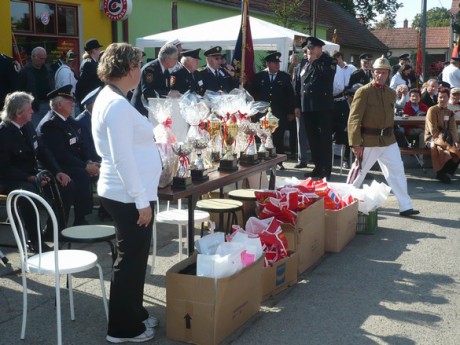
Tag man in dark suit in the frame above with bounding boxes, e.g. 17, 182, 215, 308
421, 78, 438, 108
0, 54, 19, 110
348, 53, 373, 88
0, 91, 72, 251
251, 52, 296, 169
38, 85, 99, 225
76, 86, 101, 162
196, 46, 238, 95
170, 48, 201, 94
294, 37, 336, 179
75, 39, 104, 105
131, 43, 179, 116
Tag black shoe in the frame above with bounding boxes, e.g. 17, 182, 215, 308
27, 241, 53, 253
294, 162, 308, 169
305, 168, 321, 178
342, 161, 350, 169
399, 209, 420, 217
277, 163, 285, 171
436, 172, 451, 184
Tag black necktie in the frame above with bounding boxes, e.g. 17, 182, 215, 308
215, 70, 219, 77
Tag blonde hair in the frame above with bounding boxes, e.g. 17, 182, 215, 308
97, 43, 143, 82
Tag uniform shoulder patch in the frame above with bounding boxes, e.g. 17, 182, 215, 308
197, 67, 206, 72
351, 70, 361, 75
170, 75, 176, 87
145, 73, 154, 83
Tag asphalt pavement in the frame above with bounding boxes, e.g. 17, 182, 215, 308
1, 156, 459, 345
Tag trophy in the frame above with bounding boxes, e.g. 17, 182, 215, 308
219, 113, 239, 171
260, 107, 279, 158
256, 126, 271, 160
189, 135, 210, 181
171, 142, 193, 189
207, 111, 222, 162
239, 117, 259, 165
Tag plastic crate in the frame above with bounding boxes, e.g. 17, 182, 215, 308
356, 210, 378, 234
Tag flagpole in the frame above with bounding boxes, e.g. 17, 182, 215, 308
240, 0, 248, 87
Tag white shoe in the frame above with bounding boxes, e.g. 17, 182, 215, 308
106, 328, 155, 343
143, 316, 159, 328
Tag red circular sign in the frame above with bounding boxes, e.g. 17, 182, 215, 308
103, 0, 132, 21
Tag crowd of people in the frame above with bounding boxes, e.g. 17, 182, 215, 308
2, 36, 460, 342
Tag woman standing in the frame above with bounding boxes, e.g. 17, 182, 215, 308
424, 87, 460, 184
92, 43, 161, 343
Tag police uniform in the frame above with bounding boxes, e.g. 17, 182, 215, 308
346, 56, 418, 216
75, 39, 104, 104
0, 54, 18, 110
295, 37, 336, 178
197, 46, 238, 95
76, 87, 102, 162
131, 59, 171, 116
170, 48, 201, 94
251, 52, 295, 155
347, 53, 373, 88
39, 85, 93, 223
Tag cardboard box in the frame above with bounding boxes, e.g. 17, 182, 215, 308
260, 251, 298, 301
166, 255, 263, 345
324, 201, 359, 253
281, 198, 325, 275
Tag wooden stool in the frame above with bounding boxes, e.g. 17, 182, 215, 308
228, 189, 259, 223
196, 199, 243, 234
61, 225, 117, 264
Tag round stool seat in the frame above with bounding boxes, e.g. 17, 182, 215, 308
156, 209, 210, 226
61, 225, 116, 243
196, 199, 243, 213
228, 189, 259, 201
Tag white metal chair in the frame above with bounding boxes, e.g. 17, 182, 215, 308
6, 190, 108, 345
151, 199, 210, 274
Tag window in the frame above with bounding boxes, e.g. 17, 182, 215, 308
34, 2, 56, 34
11, 1, 32, 31
58, 6, 76, 35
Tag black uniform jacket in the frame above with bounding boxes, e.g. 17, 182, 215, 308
196, 66, 238, 95
39, 113, 90, 170
296, 52, 336, 112
170, 66, 200, 94
0, 121, 61, 182
75, 58, 103, 103
251, 70, 295, 122
348, 69, 372, 88
131, 59, 170, 116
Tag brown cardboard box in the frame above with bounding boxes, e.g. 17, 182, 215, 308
281, 198, 325, 274
166, 254, 263, 345
324, 200, 359, 253
260, 251, 298, 301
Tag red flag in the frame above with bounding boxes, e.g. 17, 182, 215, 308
415, 30, 423, 87
231, 0, 255, 86
452, 36, 460, 59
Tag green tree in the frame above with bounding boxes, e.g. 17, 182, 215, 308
411, 7, 450, 28
268, 0, 305, 29
373, 14, 396, 29
330, 0, 402, 25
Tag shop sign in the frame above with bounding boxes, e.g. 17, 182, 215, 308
103, 0, 132, 21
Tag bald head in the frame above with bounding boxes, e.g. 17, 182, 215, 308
31, 47, 47, 69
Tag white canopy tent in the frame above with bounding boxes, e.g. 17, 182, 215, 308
136, 15, 339, 70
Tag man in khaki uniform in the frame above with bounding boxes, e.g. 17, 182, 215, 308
346, 55, 419, 217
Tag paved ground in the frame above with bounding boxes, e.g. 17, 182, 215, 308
1, 156, 459, 345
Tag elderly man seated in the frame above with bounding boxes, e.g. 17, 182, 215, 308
0, 91, 73, 252
38, 84, 100, 225
425, 87, 460, 184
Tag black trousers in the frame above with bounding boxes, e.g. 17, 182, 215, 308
62, 166, 92, 222
303, 110, 333, 175
101, 197, 154, 338
332, 99, 351, 162
273, 119, 287, 154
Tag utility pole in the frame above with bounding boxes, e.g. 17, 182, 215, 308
421, 0, 427, 81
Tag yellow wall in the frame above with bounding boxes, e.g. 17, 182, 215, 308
1, 0, 112, 56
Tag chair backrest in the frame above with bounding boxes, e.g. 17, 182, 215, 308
35, 170, 67, 230
6, 189, 59, 273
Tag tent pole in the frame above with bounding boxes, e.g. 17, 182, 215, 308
240, 0, 248, 88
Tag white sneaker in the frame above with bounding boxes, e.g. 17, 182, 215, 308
143, 316, 159, 328
106, 328, 155, 343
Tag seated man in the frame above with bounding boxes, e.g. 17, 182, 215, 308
0, 91, 72, 251
425, 87, 460, 184
38, 85, 100, 225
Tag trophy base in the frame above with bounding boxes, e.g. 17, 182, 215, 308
267, 148, 277, 158
172, 176, 192, 189
218, 158, 239, 171
211, 152, 221, 162
258, 151, 270, 160
239, 153, 260, 165
191, 169, 209, 181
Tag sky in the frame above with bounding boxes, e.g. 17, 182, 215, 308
391, 0, 451, 26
